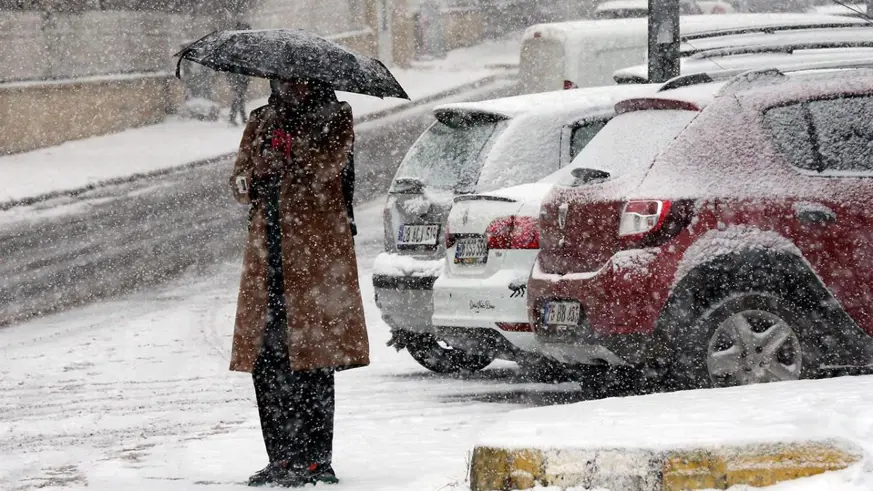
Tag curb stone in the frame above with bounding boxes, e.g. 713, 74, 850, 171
0, 71, 514, 211
470, 440, 863, 490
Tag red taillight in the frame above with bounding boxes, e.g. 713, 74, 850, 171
496, 322, 534, 332
533, 31, 542, 38
563, 80, 578, 90
485, 216, 540, 250
711, 5, 726, 13
618, 200, 672, 238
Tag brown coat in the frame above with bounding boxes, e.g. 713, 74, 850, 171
228, 101, 369, 373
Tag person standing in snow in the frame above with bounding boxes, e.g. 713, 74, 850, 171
228, 78, 369, 487
227, 22, 252, 125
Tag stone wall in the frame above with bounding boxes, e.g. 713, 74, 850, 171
0, 0, 375, 155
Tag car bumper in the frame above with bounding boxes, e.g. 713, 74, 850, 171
433, 269, 538, 353
373, 274, 438, 334
527, 250, 666, 366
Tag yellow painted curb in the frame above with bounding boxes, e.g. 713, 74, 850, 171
469, 440, 862, 491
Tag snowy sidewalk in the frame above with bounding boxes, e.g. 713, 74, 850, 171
0, 34, 521, 207
471, 376, 873, 490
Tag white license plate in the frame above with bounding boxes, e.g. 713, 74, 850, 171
454, 238, 488, 264
543, 300, 581, 327
398, 224, 440, 246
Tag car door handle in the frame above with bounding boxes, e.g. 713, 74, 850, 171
795, 203, 837, 225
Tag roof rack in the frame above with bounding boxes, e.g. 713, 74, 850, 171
688, 40, 873, 59
657, 60, 873, 93
680, 22, 870, 43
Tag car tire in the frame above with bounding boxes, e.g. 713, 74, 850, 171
406, 333, 496, 374
669, 292, 819, 390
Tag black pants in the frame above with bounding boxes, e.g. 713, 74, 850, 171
253, 176, 334, 467
252, 336, 335, 466
230, 92, 247, 124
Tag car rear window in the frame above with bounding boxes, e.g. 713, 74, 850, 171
765, 95, 873, 173
544, 109, 698, 186
391, 115, 505, 193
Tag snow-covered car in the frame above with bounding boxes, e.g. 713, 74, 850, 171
429, 84, 663, 372
593, 0, 729, 19
374, 84, 660, 374
613, 25, 873, 83
531, 66, 873, 390
517, 13, 864, 93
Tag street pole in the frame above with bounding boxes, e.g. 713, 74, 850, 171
867, 0, 873, 21
647, 0, 681, 83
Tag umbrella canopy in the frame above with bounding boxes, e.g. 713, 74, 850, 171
175, 29, 410, 100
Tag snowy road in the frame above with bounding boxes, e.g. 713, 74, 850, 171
0, 81, 516, 326
0, 200, 585, 491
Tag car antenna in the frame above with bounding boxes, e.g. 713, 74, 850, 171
830, 0, 873, 25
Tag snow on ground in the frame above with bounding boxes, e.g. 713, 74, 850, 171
0, 34, 521, 206
0, 199, 581, 491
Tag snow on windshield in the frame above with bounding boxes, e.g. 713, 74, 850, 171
542, 109, 697, 186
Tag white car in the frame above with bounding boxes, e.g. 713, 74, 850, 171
430, 83, 661, 371
378, 83, 660, 374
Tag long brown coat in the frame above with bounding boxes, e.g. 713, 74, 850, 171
228, 101, 369, 373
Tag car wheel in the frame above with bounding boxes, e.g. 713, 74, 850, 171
405, 333, 496, 374
671, 292, 818, 389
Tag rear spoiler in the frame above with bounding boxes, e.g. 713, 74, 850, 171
453, 194, 517, 204
433, 108, 509, 128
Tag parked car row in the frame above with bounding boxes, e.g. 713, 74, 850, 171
374, 14, 873, 392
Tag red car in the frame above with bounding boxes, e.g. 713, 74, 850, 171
529, 67, 873, 389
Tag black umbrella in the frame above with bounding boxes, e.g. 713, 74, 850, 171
175, 29, 410, 100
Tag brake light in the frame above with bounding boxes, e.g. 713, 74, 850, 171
533, 31, 542, 38
711, 5, 726, 13
619, 200, 672, 238
446, 222, 455, 249
486, 216, 540, 250
563, 80, 578, 90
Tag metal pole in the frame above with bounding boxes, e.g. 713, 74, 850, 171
867, 0, 873, 22
647, 0, 681, 83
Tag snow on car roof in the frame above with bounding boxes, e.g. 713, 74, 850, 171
733, 67, 873, 108
808, 3, 866, 16
434, 83, 662, 120
595, 0, 649, 11
615, 46, 873, 82
681, 25, 873, 55
523, 13, 867, 43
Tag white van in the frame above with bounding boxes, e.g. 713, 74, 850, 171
518, 13, 866, 93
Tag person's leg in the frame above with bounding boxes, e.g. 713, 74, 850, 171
275, 369, 338, 487
307, 369, 335, 466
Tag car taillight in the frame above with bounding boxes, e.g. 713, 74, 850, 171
563, 80, 578, 90
618, 199, 696, 247
445, 222, 455, 249
619, 200, 672, 238
711, 5, 726, 13
486, 216, 540, 250
533, 31, 542, 38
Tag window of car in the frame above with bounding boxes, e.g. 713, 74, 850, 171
570, 119, 609, 160
391, 114, 506, 193
544, 109, 698, 187
764, 95, 873, 174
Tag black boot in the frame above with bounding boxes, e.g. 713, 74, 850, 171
248, 461, 291, 487
275, 463, 339, 487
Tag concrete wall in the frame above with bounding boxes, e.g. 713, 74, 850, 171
0, 0, 377, 155
0, 74, 176, 155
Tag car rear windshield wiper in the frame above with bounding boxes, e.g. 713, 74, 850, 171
391, 177, 426, 194
571, 167, 611, 186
